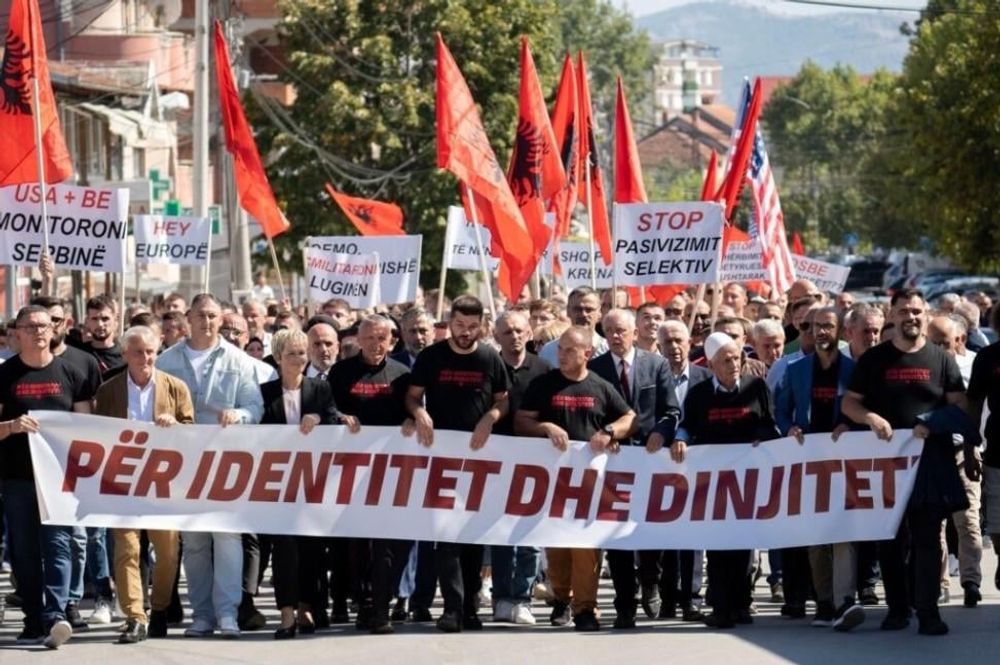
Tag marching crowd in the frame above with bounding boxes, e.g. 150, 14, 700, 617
0, 277, 999, 648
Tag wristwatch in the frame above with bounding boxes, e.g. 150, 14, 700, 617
602, 424, 615, 438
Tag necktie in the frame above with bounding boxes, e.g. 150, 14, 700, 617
619, 359, 630, 399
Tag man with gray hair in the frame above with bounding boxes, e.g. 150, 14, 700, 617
954, 301, 989, 352
752, 319, 786, 371
539, 287, 608, 368
844, 302, 885, 361
94, 326, 194, 643
392, 308, 435, 368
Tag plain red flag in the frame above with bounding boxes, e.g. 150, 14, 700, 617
214, 20, 289, 239
613, 76, 647, 204
577, 52, 612, 266
718, 78, 762, 221
436, 33, 538, 302
507, 37, 565, 277
791, 231, 805, 256
0, 0, 72, 185
547, 54, 580, 241
324, 184, 404, 237
700, 151, 719, 202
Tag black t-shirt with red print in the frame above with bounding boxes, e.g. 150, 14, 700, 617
678, 376, 779, 445
328, 353, 410, 426
0, 355, 95, 480
520, 369, 631, 442
409, 340, 509, 432
809, 355, 840, 433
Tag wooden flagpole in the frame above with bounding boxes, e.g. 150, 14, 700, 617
267, 237, 288, 304
584, 160, 597, 290
464, 183, 497, 316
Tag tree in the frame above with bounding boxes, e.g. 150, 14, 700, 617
249, 0, 653, 292
869, 0, 1000, 270
762, 62, 895, 251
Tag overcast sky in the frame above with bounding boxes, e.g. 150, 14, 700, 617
618, 0, 927, 17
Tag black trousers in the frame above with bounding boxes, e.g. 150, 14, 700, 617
350, 538, 412, 620
778, 547, 811, 607
409, 541, 437, 611
435, 542, 483, 616
679, 550, 696, 607
324, 537, 352, 612
607, 549, 681, 615
242, 533, 260, 598
706, 550, 752, 617
856, 540, 879, 591
270, 535, 328, 610
878, 508, 943, 615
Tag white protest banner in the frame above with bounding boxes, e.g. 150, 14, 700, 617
720, 240, 768, 283
444, 205, 500, 271
613, 201, 725, 286
30, 411, 921, 550
133, 215, 211, 266
306, 235, 421, 304
558, 241, 613, 289
304, 248, 379, 309
793, 254, 852, 293
0, 183, 128, 271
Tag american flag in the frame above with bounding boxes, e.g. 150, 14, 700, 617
747, 112, 796, 295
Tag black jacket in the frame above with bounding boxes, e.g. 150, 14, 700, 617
259, 376, 342, 425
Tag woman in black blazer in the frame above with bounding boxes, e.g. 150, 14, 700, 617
260, 329, 359, 639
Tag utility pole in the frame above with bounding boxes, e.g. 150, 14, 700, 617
183, 0, 211, 297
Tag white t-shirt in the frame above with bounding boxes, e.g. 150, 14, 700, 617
184, 344, 216, 389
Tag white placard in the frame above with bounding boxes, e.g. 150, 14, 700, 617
304, 249, 380, 309
558, 241, 613, 289
721, 240, 768, 283
613, 202, 725, 286
306, 235, 421, 305
792, 254, 851, 293
444, 205, 500, 271
133, 215, 211, 266
0, 183, 129, 271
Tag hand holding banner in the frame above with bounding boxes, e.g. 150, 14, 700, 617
134, 215, 211, 266
613, 201, 725, 286
305, 248, 380, 309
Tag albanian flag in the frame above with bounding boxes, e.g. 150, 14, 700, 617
324, 184, 404, 236
577, 52, 612, 266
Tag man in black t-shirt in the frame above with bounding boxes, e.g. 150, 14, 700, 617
81, 294, 125, 379
329, 314, 412, 634
0, 306, 94, 648
842, 289, 967, 636
405, 296, 509, 633
516, 326, 636, 632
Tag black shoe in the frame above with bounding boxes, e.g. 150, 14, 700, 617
880, 612, 911, 631
811, 601, 835, 627
780, 604, 806, 619
274, 624, 297, 640
6, 592, 23, 608
462, 613, 483, 631
297, 619, 316, 635
733, 609, 753, 625
355, 606, 374, 631
370, 618, 395, 635
641, 586, 662, 619
681, 606, 705, 622
118, 620, 148, 644
65, 603, 88, 630
409, 607, 433, 623
148, 610, 168, 638
436, 611, 462, 633
573, 611, 600, 631
833, 602, 865, 632
238, 608, 266, 631
313, 609, 330, 629
702, 612, 735, 629
963, 582, 982, 608
391, 598, 408, 622
917, 610, 949, 636
613, 612, 636, 629
658, 604, 678, 620
15, 625, 45, 645
549, 601, 572, 627
859, 586, 879, 606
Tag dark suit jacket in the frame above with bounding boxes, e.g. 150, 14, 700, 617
389, 350, 416, 369
94, 369, 195, 423
774, 351, 854, 435
259, 377, 342, 425
589, 348, 680, 446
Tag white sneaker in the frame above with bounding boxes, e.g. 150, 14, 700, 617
218, 616, 241, 639
183, 618, 215, 637
89, 598, 113, 624
43, 620, 72, 649
492, 599, 514, 622
512, 603, 536, 625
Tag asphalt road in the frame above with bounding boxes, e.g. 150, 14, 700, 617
2, 546, 999, 664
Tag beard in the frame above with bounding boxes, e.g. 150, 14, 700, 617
900, 322, 921, 341
452, 335, 475, 350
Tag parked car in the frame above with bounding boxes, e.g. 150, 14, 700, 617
925, 277, 999, 304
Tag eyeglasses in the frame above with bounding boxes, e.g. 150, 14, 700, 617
49, 316, 64, 325
18, 323, 50, 333
664, 308, 684, 316
797, 322, 811, 332
219, 327, 246, 336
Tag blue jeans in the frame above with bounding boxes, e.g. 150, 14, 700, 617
41, 524, 74, 625
182, 531, 243, 623
2, 479, 44, 630
69, 527, 86, 604
490, 545, 540, 603
86, 527, 114, 600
